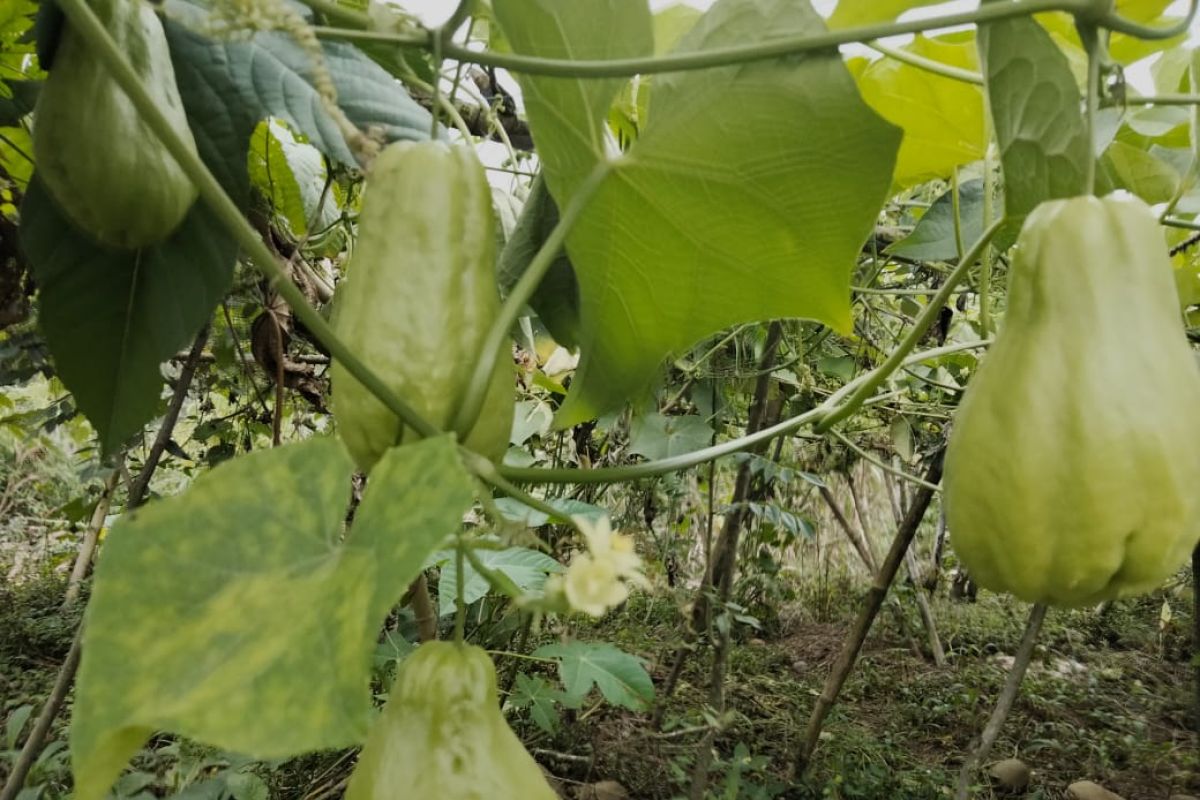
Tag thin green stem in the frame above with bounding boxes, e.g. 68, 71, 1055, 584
1101, 0, 1197, 38
439, 0, 475, 40
485, 650, 558, 664
303, 0, 1195, 75
58, 0, 441, 444
452, 161, 613, 437
464, 450, 585, 529
980, 146, 995, 336
454, 544, 467, 642
829, 429, 941, 493
951, 168, 966, 261
866, 40, 983, 85
448, 16, 476, 108
1161, 59, 1200, 221
497, 339, 991, 485
300, 0, 374, 29
313, 0, 1103, 79
1125, 94, 1200, 106
1082, 25, 1102, 196
852, 286, 950, 296
814, 218, 1006, 434
429, 28, 445, 140
1165, 217, 1200, 231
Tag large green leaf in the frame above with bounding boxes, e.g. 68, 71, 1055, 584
1035, 0, 1184, 67
532, 641, 655, 711
509, 673, 564, 734
0, 0, 37, 84
164, 3, 432, 195
653, 3, 703, 53
20, 180, 237, 455
493, 0, 651, 193
71, 436, 474, 800
437, 545, 563, 616
0, 79, 37, 126
495, 0, 900, 427
0, 123, 32, 184
628, 412, 713, 460
887, 179, 988, 262
247, 119, 340, 238
1100, 139, 1181, 204
855, 32, 985, 188
20, 8, 431, 454
979, 15, 1089, 222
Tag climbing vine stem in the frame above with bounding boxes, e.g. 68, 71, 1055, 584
451, 160, 613, 438
498, 339, 992, 485
814, 218, 1006, 434
53, 0, 442, 444
308, 0, 1196, 79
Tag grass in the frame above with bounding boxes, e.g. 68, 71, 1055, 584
1, 569, 1196, 799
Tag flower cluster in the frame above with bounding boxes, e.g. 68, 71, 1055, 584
544, 516, 647, 617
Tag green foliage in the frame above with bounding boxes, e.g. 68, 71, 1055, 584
888, 179, 988, 261
978, 14, 1091, 220
246, 119, 341, 240
436, 544, 563, 616
507, 673, 566, 734
532, 641, 655, 711
71, 436, 475, 799
854, 33, 984, 187
18, 0, 432, 455
628, 412, 714, 461
21, 180, 238, 455
497, 0, 901, 427
826, 0, 946, 29
4, 1, 1200, 798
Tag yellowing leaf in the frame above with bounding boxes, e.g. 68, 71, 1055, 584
855, 33, 985, 187
497, 0, 900, 426
826, 0, 945, 29
71, 437, 474, 800
1035, 0, 1184, 67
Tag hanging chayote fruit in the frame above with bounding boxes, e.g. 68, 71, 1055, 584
332, 141, 515, 472
944, 193, 1200, 607
33, 0, 199, 249
345, 642, 558, 800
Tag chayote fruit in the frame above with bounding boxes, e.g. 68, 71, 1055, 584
345, 642, 557, 800
33, 0, 199, 249
332, 141, 515, 473
944, 193, 1200, 607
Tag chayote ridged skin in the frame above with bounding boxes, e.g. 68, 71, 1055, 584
332, 141, 515, 473
33, 0, 198, 249
944, 193, 1200, 607
345, 642, 557, 800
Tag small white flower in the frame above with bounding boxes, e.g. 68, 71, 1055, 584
573, 515, 645, 582
563, 552, 629, 618
543, 515, 648, 617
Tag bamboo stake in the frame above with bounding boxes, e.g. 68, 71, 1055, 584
794, 451, 943, 775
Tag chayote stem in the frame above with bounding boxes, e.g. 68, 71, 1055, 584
309, 0, 1198, 80
451, 160, 613, 439
53, 0, 442, 444
495, 339, 990, 485
814, 218, 1006, 434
